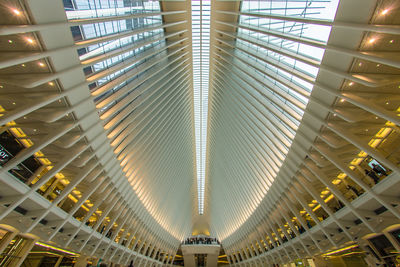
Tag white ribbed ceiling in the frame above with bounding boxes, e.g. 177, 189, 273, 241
3, 0, 399, 264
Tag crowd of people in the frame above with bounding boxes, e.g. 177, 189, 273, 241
183, 237, 220, 245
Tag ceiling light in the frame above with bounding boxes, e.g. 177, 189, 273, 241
389, 40, 394, 44
368, 38, 376, 44
21, 64, 25, 67
26, 38, 34, 44
38, 62, 45, 67
381, 9, 389, 15
358, 62, 362, 67
376, 64, 380, 67
348, 82, 354, 86
340, 99, 345, 103
8, 40, 13, 44
48, 82, 54, 86
12, 9, 21, 15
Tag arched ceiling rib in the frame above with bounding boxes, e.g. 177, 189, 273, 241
207, 0, 340, 240
68, 1, 196, 240
1, 0, 400, 265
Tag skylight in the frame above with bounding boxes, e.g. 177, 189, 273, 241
192, 0, 210, 215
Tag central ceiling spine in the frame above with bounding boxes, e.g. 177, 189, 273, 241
192, 0, 211, 215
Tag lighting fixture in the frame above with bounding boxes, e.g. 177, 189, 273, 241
381, 9, 389, 15
323, 244, 358, 256
26, 38, 34, 44
12, 9, 21, 15
38, 62, 45, 67
35, 241, 79, 256
192, 0, 210, 215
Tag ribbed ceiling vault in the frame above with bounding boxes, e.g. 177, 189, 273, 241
1, 0, 400, 265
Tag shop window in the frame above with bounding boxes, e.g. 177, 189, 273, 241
368, 234, 399, 266
390, 229, 400, 246
0, 131, 42, 184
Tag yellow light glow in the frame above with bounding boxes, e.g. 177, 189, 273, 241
324, 194, 335, 203
55, 173, 65, 179
321, 190, 330, 195
38, 158, 52, 165
35, 151, 44, 157
381, 9, 389, 15
26, 38, 34, 44
350, 158, 363, 166
376, 127, 392, 138
81, 205, 89, 211
12, 9, 21, 15
68, 194, 78, 203
368, 139, 381, 148
35, 241, 79, 256
368, 38, 376, 44
332, 179, 341, 185
61, 179, 70, 185
323, 244, 358, 256
38, 62, 45, 67
20, 139, 34, 147
9, 127, 25, 137
357, 151, 367, 157
312, 204, 321, 212
337, 173, 346, 179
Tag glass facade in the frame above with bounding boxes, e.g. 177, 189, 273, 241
64, 0, 165, 119
235, 0, 339, 156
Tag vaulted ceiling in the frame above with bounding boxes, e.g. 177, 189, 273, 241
0, 0, 400, 265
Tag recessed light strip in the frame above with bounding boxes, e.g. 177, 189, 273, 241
192, 0, 210, 215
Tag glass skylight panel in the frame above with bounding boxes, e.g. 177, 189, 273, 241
235, 0, 339, 188
192, 0, 210, 215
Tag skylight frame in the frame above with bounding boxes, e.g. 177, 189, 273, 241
192, 0, 210, 215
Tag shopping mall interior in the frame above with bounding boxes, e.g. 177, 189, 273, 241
0, 0, 399, 266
